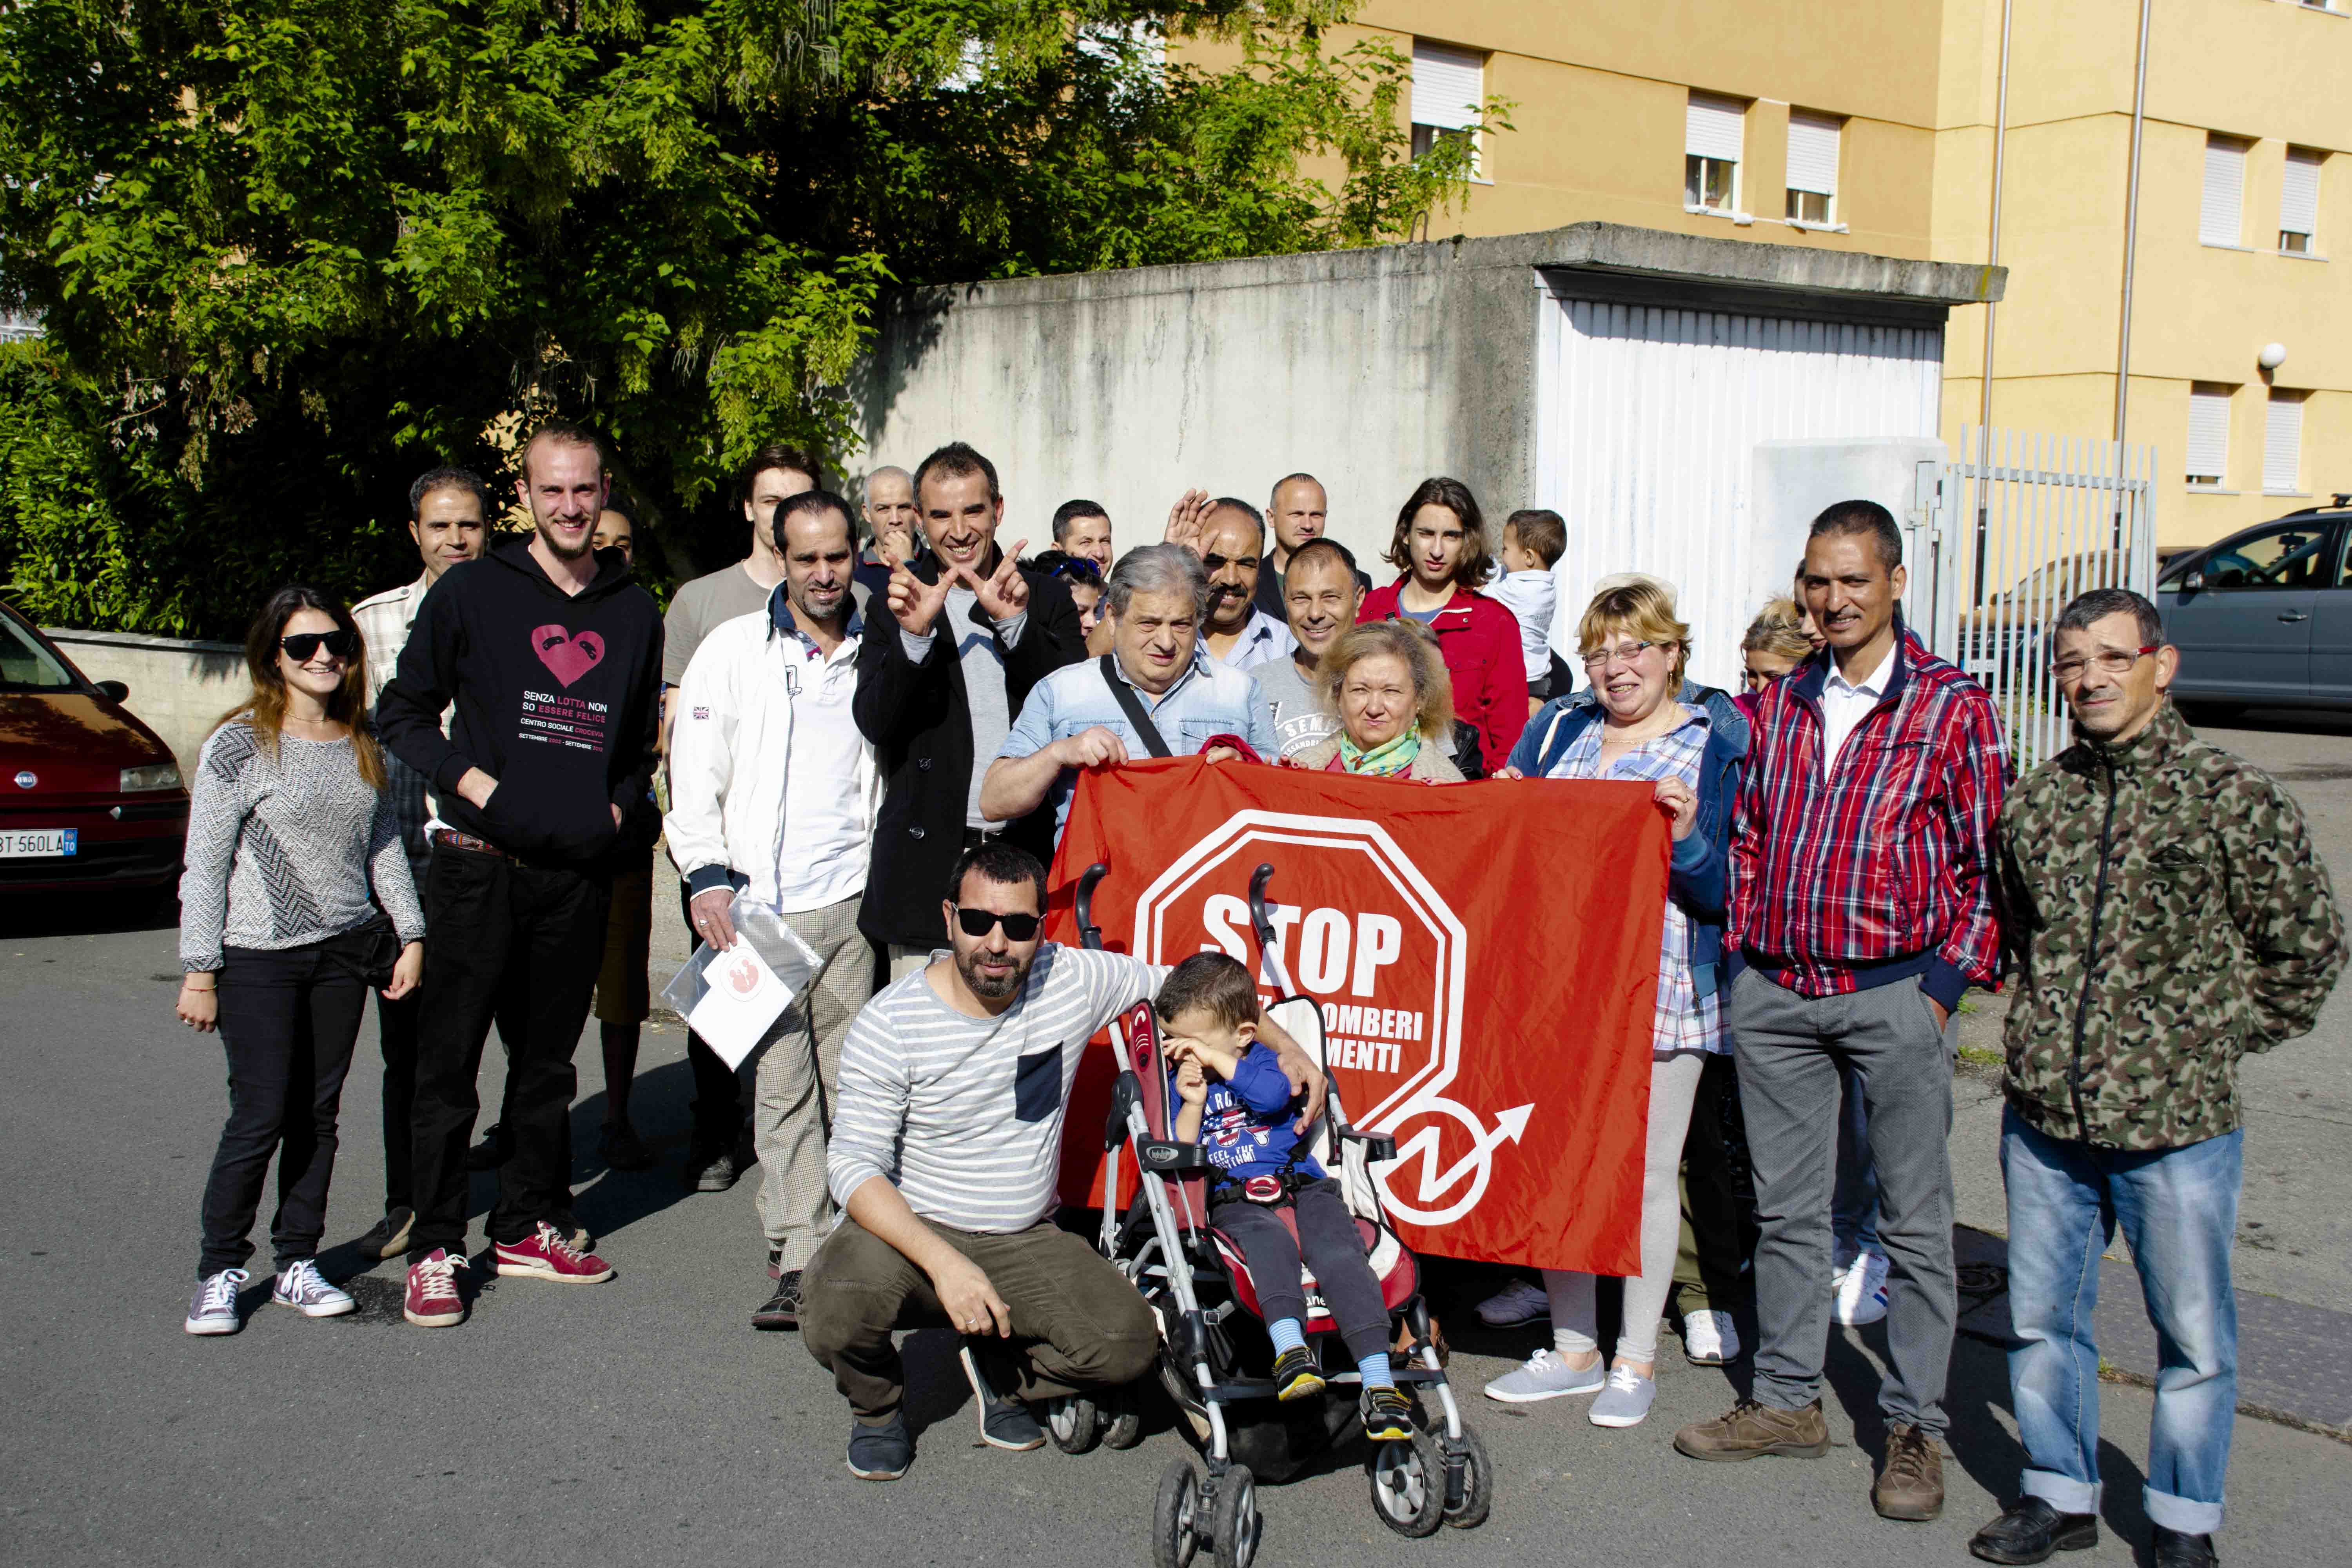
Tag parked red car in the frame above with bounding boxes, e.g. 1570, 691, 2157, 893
0, 601, 189, 896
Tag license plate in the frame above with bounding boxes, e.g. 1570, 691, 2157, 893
0, 828, 77, 858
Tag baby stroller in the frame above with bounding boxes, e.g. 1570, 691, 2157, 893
1059, 862, 1491, 1568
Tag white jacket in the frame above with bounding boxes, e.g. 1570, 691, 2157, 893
664, 598, 880, 910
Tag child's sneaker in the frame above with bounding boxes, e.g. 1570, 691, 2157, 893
1271, 1346, 1324, 1402
183, 1268, 248, 1335
1361, 1385, 1415, 1442
271, 1259, 355, 1318
494, 1222, 614, 1283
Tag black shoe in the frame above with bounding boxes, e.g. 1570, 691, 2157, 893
1361, 1384, 1415, 1442
958, 1345, 1046, 1451
846, 1414, 914, 1482
2152, 1526, 2219, 1568
681, 1140, 740, 1193
753, 1270, 803, 1330
1969, 1497, 2099, 1564
356, 1207, 414, 1261
1271, 1346, 1325, 1402
465, 1122, 512, 1171
597, 1121, 651, 1171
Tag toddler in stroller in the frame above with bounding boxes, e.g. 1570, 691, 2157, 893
1158, 952, 1416, 1443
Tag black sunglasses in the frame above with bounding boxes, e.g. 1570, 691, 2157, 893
280, 629, 359, 662
953, 906, 1042, 941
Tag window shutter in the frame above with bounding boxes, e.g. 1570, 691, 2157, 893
2264, 393, 2305, 492
1685, 94, 1745, 163
1786, 113, 1841, 196
1411, 42, 1483, 132
2200, 136, 2245, 245
2185, 385, 2232, 481
2281, 148, 2321, 240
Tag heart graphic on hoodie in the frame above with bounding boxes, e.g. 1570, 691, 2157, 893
531, 624, 606, 687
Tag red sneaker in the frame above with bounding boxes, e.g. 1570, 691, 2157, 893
494, 1222, 615, 1283
403, 1249, 468, 1328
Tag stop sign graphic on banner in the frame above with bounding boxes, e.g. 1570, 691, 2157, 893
1130, 809, 1524, 1227
1049, 757, 1668, 1275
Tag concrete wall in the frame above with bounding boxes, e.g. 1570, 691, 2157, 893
45, 630, 245, 781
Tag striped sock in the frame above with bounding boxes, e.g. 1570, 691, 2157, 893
1268, 1318, 1307, 1356
1357, 1352, 1395, 1390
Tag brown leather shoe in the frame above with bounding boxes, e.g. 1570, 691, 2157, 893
1673, 1398, 1831, 1461
1874, 1424, 1946, 1521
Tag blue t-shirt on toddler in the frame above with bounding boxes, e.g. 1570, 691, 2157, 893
1192, 1043, 1325, 1185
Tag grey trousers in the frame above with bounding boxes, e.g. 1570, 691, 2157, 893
1731, 966, 1958, 1436
751, 896, 875, 1269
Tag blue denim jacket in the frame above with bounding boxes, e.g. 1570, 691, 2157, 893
999, 651, 1278, 837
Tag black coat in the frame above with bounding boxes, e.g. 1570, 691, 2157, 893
853, 551, 1086, 948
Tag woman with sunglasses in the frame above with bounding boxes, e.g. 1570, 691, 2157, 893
1738, 599, 1817, 725
176, 586, 425, 1335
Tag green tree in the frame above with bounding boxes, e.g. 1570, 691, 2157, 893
0, 0, 1495, 634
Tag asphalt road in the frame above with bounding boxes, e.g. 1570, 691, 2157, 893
3, 708, 2347, 1568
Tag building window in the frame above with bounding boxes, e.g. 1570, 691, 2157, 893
2280, 147, 2321, 253
1785, 112, 1842, 225
2200, 135, 2246, 246
2186, 383, 2233, 486
1684, 93, 1744, 214
1411, 41, 1484, 168
2264, 392, 2306, 493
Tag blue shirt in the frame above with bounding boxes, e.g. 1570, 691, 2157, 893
997, 651, 1279, 837
1192, 1044, 1324, 1184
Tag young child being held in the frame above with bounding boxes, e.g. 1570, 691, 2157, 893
1486, 509, 1566, 709
1158, 952, 1412, 1441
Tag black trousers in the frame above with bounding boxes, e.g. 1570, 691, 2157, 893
679, 881, 742, 1142
408, 846, 609, 1259
376, 986, 419, 1213
1676, 1051, 1759, 1313
1211, 1177, 1392, 1366
198, 935, 372, 1277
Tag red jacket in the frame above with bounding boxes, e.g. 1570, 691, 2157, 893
1357, 582, 1528, 774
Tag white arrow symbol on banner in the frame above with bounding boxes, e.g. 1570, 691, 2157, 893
1382, 1103, 1533, 1203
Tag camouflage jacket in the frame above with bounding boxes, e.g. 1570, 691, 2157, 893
1994, 702, 2345, 1149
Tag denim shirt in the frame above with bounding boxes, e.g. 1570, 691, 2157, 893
998, 651, 1279, 837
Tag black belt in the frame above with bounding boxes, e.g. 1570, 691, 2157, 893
960, 827, 1002, 849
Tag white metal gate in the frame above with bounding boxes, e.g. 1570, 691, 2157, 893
1922, 426, 2161, 768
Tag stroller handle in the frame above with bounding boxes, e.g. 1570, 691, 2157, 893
1075, 862, 1111, 951
1247, 862, 1301, 996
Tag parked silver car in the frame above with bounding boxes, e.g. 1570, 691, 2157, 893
2156, 502, 2352, 711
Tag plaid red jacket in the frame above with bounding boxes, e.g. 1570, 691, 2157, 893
1729, 623, 2008, 1011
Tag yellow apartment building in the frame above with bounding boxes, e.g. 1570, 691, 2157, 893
1320, 0, 2351, 548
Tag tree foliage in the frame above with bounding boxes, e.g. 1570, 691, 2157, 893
0, 0, 1493, 634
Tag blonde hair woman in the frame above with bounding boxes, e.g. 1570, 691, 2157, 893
176, 586, 423, 1335
1481, 579, 1746, 1426
1292, 620, 1464, 782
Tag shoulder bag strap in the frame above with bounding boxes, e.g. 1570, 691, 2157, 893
1099, 653, 1173, 758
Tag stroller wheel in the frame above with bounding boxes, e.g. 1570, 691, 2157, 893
1048, 1395, 1102, 1455
1101, 1385, 1145, 1450
1152, 1457, 1201, 1568
1209, 1463, 1259, 1568
1366, 1427, 1446, 1538
1442, 1424, 1493, 1529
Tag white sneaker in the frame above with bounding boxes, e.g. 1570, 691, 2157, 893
1682, 1308, 1740, 1365
1483, 1347, 1605, 1403
1588, 1364, 1657, 1428
1474, 1278, 1551, 1327
1834, 1251, 1890, 1327
184, 1267, 248, 1335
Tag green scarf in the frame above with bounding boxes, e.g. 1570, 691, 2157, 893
1340, 729, 1421, 777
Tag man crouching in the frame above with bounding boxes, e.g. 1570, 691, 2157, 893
801, 840, 1327, 1481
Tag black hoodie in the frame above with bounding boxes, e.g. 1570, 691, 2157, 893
377, 538, 662, 867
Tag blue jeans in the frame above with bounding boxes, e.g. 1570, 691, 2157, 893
1832, 1058, 1879, 1265
2001, 1107, 2241, 1536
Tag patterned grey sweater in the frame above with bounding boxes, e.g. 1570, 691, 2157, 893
178, 721, 425, 973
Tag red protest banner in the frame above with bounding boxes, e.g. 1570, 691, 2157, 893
1046, 757, 1669, 1276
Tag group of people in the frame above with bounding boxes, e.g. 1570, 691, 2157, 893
170, 423, 2343, 1568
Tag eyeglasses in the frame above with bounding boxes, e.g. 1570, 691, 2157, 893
1580, 640, 1670, 671
2050, 646, 2158, 682
953, 906, 1042, 941
279, 630, 359, 662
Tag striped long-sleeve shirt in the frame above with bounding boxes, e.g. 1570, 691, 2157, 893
1728, 625, 2008, 1013
827, 945, 1169, 1232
